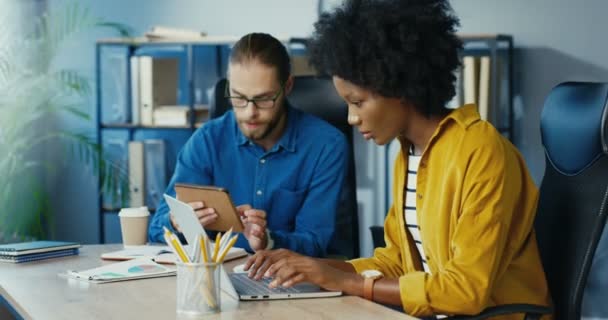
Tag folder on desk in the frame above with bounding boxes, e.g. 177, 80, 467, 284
65, 257, 175, 283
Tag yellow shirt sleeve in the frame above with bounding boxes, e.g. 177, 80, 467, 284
348, 203, 404, 278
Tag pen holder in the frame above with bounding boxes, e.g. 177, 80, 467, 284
176, 262, 221, 317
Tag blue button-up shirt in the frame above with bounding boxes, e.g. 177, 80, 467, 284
149, 104, 347, 257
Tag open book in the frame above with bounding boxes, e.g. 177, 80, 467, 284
100, 244, 247, 264
65, 258, 176, 283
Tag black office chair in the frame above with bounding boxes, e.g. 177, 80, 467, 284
531, 81, 608, 320
208, 76, 360, 259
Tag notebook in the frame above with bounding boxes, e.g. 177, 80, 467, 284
101, 245, 247, 264
0, 248, 80, 263
64, 257, 176, 283
0, 241, 81, 256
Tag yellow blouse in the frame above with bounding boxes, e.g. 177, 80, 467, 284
349, 105, 552, 318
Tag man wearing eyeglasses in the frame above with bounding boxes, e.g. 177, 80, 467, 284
149, 33, 348, 257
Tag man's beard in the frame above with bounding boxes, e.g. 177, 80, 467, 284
241, 107, 286, 142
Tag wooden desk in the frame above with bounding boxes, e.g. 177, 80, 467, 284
0, 244, 416, 319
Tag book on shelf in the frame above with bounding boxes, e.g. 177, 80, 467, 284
152, 105, 209, 126
144, 26, 208, 39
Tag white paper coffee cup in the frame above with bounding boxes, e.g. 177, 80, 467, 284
118, 207, 150, 247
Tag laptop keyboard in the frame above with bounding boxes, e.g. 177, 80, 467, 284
229, 273, 303, 295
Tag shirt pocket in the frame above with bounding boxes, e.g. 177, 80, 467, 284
269, 187, 307, 231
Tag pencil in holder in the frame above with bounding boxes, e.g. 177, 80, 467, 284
175, 261, 221, 317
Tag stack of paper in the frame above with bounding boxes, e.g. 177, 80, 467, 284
0, 241, 81, 263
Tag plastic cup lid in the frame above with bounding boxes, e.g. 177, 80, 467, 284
118, 206, 150, 217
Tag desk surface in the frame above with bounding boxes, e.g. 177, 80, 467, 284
0, 244, 415, 320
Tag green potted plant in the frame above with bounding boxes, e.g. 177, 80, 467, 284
0, 2, 131, 243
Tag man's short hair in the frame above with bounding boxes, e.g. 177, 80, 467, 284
230, 33, 291, 84
309, 0, 462, 117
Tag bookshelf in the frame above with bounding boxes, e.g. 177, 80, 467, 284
456, 34, 514, 140
95, 38, 229, 243
95, 37, 310, 243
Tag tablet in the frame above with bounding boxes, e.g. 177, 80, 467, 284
173, 183, 244, 232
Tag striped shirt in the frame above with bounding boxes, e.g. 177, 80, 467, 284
404, 148, 431, 273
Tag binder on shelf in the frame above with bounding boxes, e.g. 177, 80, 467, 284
462, 56, 478, 106
144, 140, 167, 210
139, 56, 154, 125
496, 55, 509, 131
130, 56, 141, 125
478, 56, 491, 121
128, 141, 145, 207
138, 56, 179, 126
102, 130, 129, 210
100, 45, 130, 124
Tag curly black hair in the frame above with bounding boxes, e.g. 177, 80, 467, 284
309, 0, 462, 116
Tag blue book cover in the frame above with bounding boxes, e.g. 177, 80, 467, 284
0, 248, 79, 263
100, 45, 130, 124
144, 139, 167, 210
101, 129, 130, 210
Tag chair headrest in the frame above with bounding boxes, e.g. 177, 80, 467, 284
288, 76, 349, 134
540, 81, 608, 175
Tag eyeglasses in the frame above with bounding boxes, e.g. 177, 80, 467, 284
224, 82, 285, 109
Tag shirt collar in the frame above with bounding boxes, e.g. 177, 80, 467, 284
440, 103, 480, 129
234, 102, 298, 153
397, 104, 481, 153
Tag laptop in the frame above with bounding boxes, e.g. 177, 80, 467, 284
226, 272, 342, 300
164, 194, 342, 301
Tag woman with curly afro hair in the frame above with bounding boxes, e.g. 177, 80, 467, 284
244, 0, 552, 317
